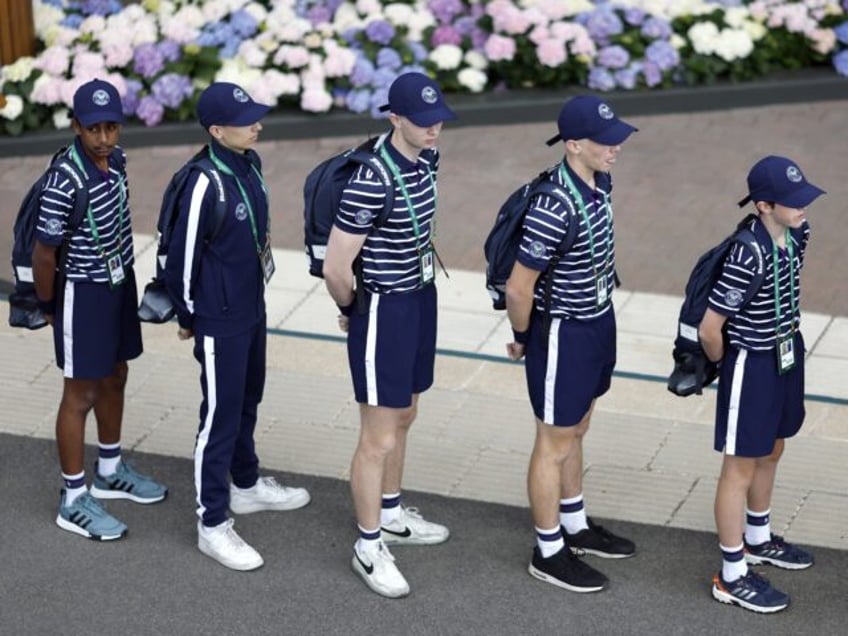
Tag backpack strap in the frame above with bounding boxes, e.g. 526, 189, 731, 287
731, 215, 766, 309
188, 154, 228, 243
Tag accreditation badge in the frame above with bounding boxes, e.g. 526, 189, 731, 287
596, 278, 609, 308
420, 246, 435, 285
106, 252, 125, 288
260, 240, 275, 283
777, 334, 796, 374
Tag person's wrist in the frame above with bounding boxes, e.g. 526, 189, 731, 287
37, 297, 56, 315
337, 300, 355, 317
512, 328, 529, 345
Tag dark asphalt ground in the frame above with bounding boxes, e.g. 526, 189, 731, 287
1, 432, 845, 635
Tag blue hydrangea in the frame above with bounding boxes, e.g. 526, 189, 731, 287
833, 49, 848, 76
346, 89, 372, 113
60, 14, 84, 28
645, 40, 680, 72
587, 67, 616, 91
407, 41, 429, 63
597, 45, 630, 69
641, 17, 672, 41
580, 7, 624, 46
151, 73, 193, 109
365, 20, 396, 46
376, 47, 403, 71
623, 8, 646, 27
834, 22, 848, 45
230, 10, 259, 39
350, 57, 376, 87
614, 64, 642, 90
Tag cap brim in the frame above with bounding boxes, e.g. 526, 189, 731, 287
407, 105, 457, 128
224, 103, 271, 127
589, 120, 638, 146
777, 183, 826, 209
545, 134, 561, 147
76, 111, 124, 127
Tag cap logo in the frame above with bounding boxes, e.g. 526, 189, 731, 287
233, 88, 249, 103
598, 104, 613, 120
421, 86, 438, 105
92, 89, 111, 106
786, 166, 802, 183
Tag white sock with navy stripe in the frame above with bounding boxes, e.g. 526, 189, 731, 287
380, 492, 402, 527
536, 525, 565, 558
97, 442, 121, 477
62, 471, 87, 506
355, 525, 381, 554
559, 495, 589, 534
720, 542, 748, 582
744, 508, 771, 546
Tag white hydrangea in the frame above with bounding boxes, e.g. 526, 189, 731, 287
52, 108, 72, 130
687, 21, 719, 55
383, 3, 414, 26
33, 1, 65, 39
407, 8, 436, 42
463, 50, 489, 70
1, 57, 35, 83
79, 15, 106, 36
332, 3, 363, 32
238, 39, 268, 68
243, 2, 269, 24
216, 58, 263, 88
0, 94, 24, 120
429, 44, 463, 71
713, 28, 754, 62
458, 67, 488, 93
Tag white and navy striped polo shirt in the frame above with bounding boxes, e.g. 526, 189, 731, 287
36, 142, 134, 284
335, 141, 439, 295
516, 162, 615, 320
709, 217, 809, 351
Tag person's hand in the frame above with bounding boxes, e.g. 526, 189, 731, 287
44, 313, 54, 327
506, 342, 525, 361
178, 327, 193, 340
337, 315, 350, 333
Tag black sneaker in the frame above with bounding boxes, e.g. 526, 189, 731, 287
566, 518, 635, 558
712, 570, 789, 613
528, 546, 608, 593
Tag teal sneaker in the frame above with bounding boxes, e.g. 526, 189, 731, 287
56, 490, 127, 541
90, 461, 168, 504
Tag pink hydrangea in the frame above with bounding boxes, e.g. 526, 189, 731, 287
300, 87, 333, 112
31, 74, 65, 105
484, 34, 517, 62
102, 43, 134, 69
36, 46, 70, 76
487, 0, 532, 35
71, 50, 106, 78
529, 26, 551, 46
537, 39, 568, 67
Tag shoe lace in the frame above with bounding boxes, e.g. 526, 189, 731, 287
259, 476, 281, 489
75, 492, 107, 515
739, 570, 770, 593
221, 519, 248, 549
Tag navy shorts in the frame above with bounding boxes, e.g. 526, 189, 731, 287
54, 269, 143, 379
524, 308, 616, 426
347, 284, 437, 408
715, 333, 805, 458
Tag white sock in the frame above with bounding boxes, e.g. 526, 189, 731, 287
536, 525, 565, 558
380, 492, 402, 526
356, 526, 381, 554
744, 508, 771, 546
97, 442, 121, 476
559, 495, 589, 534
62, 471, 87, 506
720, 543, 748, 582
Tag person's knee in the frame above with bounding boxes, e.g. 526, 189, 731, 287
107, 362, 129, 390
60, 382, 98, 414
535, 424, 580, 465
719, 454, 757, 487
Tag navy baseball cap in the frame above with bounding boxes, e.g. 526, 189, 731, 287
546, 95, 637, 146
197, 82, 270, 129
738, 155, 826, 208
378, 72, 456, 127
72, 79, 124, 127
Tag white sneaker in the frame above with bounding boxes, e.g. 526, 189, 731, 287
351, 540, 410, 598
197, 519, 264, 571
229, 476, 311, 514
381, 507, 450, 546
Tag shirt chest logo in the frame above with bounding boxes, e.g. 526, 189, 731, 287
234, 202, 248, 221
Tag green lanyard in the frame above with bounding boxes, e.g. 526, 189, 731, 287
378, 145, 436, 249
208, 145, 268, 253
69, 145, 125, 257
772, 230, 797, 338
558, 163, 611, 280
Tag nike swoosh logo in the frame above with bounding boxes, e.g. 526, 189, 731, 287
355, 552, 374, 575
381, 526, 412, 538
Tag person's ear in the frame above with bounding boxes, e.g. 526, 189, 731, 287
755, 200, 774, 215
